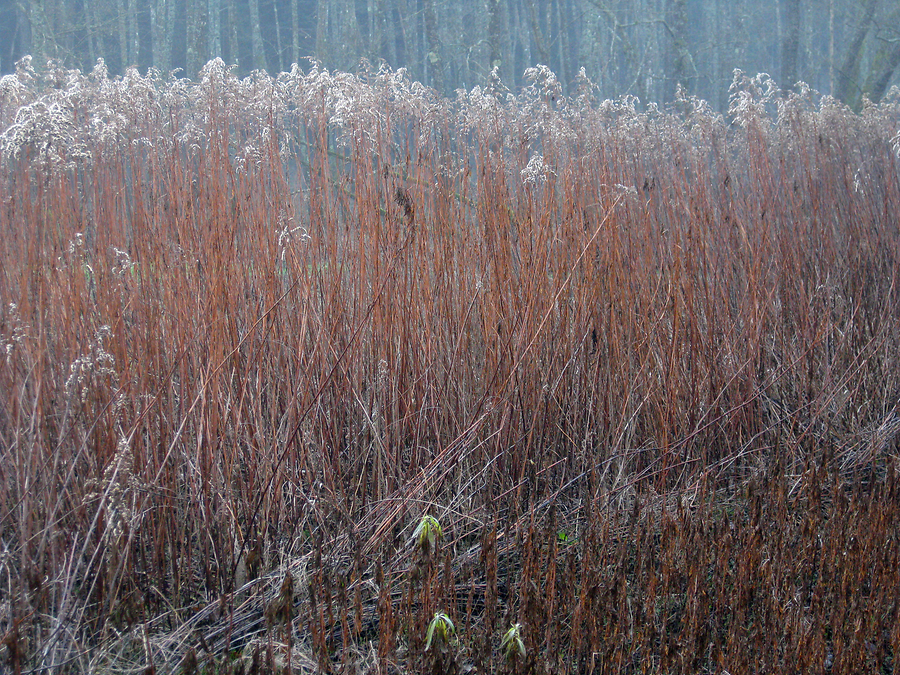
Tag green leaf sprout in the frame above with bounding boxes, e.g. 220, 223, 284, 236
413, 514, 442, 555
425, 611, 455, 652
500, 623, 526, 661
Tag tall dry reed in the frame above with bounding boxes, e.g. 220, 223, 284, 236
1, 58, 899, 673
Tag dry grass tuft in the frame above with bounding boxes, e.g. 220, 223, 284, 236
1, 58, 899, 673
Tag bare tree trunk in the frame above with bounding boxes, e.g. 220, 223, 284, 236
652, 0, 664, 102
116, 0, 129, 69
152, 0, 169, 71
561, 0, 577, 90
273, 0, 284, 70
291, 0, 299, 65
488, 0, 503, 74
526, 0, 549, 65
510, 0, 527, 88
665, 0, 691, 99
185, 0, 200, 74
26, 0, 51, 65
391, 0, 406, 68
422, 0, 442, 92
137, 0, 152, 71
587, 0, 642, 97
250, 0, 264, 69
780, 0, 801, 89
230, 0, 246, 69
354, 0, 369, 56
835, 0, 878, 107
315, 0, 328, 65
864, 6, 900, 103
126, 0, 136, 64
828, 0, 834, 94
550, 0, 566, 89
731, 0, 748, 83
373, 0, 388, 64
209, 0, 221, 59
867, 43, 900, 102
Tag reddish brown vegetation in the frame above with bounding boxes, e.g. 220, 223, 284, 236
1, 59, 899, 673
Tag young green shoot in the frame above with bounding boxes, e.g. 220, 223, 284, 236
425, 612, 455, 653
501, 623, 526, 662
413, 514, 443, 556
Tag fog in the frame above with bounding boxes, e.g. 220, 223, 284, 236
2, 0, 899, 109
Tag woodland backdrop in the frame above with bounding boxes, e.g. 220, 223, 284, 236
1, 0, 900, 108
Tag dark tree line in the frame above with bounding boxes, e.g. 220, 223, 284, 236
1, 0, 899, 108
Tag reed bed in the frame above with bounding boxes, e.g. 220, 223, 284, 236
1, 57, 899, 673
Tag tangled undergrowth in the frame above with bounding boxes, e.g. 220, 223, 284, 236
1, 56, 900, 673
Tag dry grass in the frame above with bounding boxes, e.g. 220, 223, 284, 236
1, 58, 899, 673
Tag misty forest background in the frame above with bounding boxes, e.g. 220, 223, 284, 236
1, 0, 900, 108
